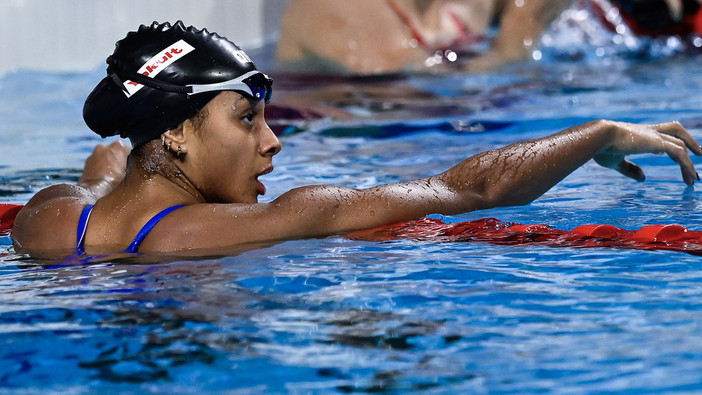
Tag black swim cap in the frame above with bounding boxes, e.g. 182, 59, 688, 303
83, 21, 272, 147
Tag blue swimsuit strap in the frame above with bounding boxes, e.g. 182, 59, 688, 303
125, 205, 185, 253
75, 205, 95, 255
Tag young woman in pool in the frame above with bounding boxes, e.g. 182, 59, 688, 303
11, 21, 702, 258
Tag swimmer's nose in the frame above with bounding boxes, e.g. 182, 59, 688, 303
259, 121, 282, 156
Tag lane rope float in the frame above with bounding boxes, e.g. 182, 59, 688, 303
347, 217, 702, 255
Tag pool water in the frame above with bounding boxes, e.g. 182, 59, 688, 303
2, 52, 702, 392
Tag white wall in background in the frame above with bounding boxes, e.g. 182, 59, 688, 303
0, 0, 289, 74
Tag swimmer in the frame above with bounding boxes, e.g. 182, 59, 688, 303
11, 21, 702, 258
276, 0, 573, 74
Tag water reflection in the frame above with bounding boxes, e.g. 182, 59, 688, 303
0, 168, 80, 199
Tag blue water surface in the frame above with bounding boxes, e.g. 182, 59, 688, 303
1, 52, 702, 393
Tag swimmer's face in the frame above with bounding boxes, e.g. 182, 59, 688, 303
186, 91, 281, 203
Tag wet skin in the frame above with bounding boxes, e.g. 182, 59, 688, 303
163, 92, 282, 204
11, 90, 702, 258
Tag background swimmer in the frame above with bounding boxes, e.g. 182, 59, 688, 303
11, 21, 702, 258
277, 0, 702, 75
276, 0, 573, 74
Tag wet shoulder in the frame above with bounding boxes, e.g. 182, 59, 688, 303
136, 203, 274, 254
12, 184, 95, 255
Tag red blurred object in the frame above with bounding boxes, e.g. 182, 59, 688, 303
0, 204, 23, 237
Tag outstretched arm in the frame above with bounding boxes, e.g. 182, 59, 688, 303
435, 120, 701, 209
260, 120, 700, 237
174, 120, 700, 251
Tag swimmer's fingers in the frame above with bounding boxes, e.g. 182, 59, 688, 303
654, 122, 702, 156
89, 141, 130, 172
108, 140, 132, 157
79, 140, 131, 194
657, 131, 699, 185
616, 159, 645, 182
594, 153, 645, 182
596, 121, 699, 185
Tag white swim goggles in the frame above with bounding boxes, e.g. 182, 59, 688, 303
110, 68, 273, 103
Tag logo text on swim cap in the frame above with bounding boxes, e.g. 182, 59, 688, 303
232, 50, 253, 65
123, 39, 196, 97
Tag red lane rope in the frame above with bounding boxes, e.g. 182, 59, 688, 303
347, 217, 702, 256
3, 203, 702, 254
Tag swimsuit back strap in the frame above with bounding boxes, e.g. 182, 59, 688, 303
385, 0, 428, 47
125, 205, 185, 253
75, 205, 95, 255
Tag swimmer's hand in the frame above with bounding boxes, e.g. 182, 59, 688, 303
78, 141, 131, 197
593, 121, 702, 185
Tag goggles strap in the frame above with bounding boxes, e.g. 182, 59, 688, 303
109, 67, 191, 94
107, 66, 271, 103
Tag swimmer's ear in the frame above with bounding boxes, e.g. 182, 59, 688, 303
163, 122, 187, 145
162, 123, 189, 158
